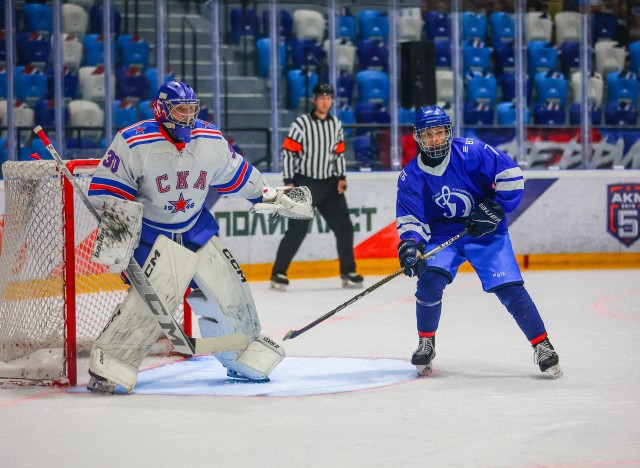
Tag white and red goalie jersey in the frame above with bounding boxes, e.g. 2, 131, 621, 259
88, 119, 265, 234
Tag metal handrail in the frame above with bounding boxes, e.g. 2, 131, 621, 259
181, 16, 198, 89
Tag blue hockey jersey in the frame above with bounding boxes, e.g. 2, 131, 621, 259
396, 137, 524, 244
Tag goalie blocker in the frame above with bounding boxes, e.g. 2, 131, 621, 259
89, 235, 284, 393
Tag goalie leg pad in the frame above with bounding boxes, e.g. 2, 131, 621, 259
191, 237, 284, 379
89, 235, 200, 391
218, 335, 286, 381
91, 197, 143, 273
191, 237, 261, 339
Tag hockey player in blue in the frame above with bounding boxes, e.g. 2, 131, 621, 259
396, 105, 562, 379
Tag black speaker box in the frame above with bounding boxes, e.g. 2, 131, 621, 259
400, 41, 436, 108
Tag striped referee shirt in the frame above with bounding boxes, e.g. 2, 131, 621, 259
281, 112, 346, 183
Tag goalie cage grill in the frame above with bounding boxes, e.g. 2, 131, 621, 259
0, 160, 190, 387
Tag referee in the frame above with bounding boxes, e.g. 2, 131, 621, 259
270, 82, 364, 290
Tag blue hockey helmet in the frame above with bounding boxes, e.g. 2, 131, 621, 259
413, 105, 452, 159
153, 79, 200, 143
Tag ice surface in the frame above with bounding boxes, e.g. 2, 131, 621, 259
1, 269, 639, 467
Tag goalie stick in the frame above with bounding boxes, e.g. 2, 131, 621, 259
282, 230, 468, 340
33, 126, 246, 355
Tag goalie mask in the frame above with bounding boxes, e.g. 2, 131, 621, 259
413, 105, 452, 160
153, 79, 200, 143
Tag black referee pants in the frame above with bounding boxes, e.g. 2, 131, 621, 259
272, 175, 356, 277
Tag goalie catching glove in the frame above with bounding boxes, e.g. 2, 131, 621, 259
250, 185, 314, 220
91, 197, 143, 273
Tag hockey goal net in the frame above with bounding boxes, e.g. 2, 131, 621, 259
0, 159, 188, 387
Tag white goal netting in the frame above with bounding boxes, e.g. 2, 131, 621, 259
0, 160, 184, 385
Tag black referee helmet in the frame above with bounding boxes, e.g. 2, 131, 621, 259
312, 82, 334, 97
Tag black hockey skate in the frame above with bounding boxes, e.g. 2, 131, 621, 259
270, 273, 289, 291
411, 335, 436, 377
87, 371, 115, 394
533, 337, 563, 379
341, 272, 364, 288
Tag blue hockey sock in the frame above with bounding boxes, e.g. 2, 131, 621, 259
415, 270, 448, 334
494, 283, 547, 341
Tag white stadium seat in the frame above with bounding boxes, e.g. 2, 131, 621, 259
0, 100, 35, 127
68, 99, 104, 143
399, 8, 424, 42
62, 4, 89, 37
78, 65, 116, 103
436, 69, 454, 102
62, 34, 84, 71
323, 39, 356, 74
594, 40, 627, 76
570, 71, 604, 107
293, 9, 325, 44
525, 12, 553, 42
554, 12, 580, 44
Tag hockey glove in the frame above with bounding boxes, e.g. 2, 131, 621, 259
464, 198, 505, 238
251, 186, 314, 220
398, 240, 427, 277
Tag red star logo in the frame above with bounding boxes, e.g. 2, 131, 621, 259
135, 126, 144, 134
168, 193, 191, 213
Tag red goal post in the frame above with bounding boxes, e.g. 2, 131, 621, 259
0, 159, 191, 387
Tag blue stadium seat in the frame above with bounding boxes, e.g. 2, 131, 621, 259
144, 68, 175, 99
398, 107, 415, 126
289, 38, 325, 70
0, 67, 6, 99
15, 67, 47, 104
118, 35, 150, 69
466, 71, 497, 106
0, 138, 7, 165
287, 69, 318, 109
229, 7, 258, 44
435, 40, 451, 68
463, 100, 494, 125
496, 101, 530, 125
116, 66, 147, 101
33, 98, 68, 127
501, 72, 532, 103
338, 15, 357, 43
490, 12, 514, 44
606, 71, 640, 105
423, 11, 449, 42
462, 11, 487, 42
17, 32, 50, 67
462, 40, 491, 75
604, 102, 638, 126
337, 70, 355, 106
256, 38, 286, 78
138, 100, 154, 120
569, 103, 602, 125
112, 99, 139, 129
356, 39, 388, 72
358, 10, 389, 43
353, 134, 373, 166
528, 41, 558, 76
22, 3, 53, 34
354, 102, 390, 124
30, 138, 51, 160
338, 104, 355, 137
630, 42, 640, 76
593, 12, 618, 43
357, 70, 390, 105
67, 137, 98, 149
46, 67, 79, 100
559, 41, 580, 76
262, 9, 293, 40
494, 41, 514, 75
533, 101, 565, 125
0, 36, 5, 63
535, 71, 568, 106
82, 34, 117, 66
89, 5, 121, 35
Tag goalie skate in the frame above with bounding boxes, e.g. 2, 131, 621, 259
226, 368, 269, 382
87, 373, 115, 394
270, 273, 289, 291
341, 272, 364, 288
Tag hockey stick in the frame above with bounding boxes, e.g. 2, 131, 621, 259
33, 126, 247, 355
282, 230, 468, 340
